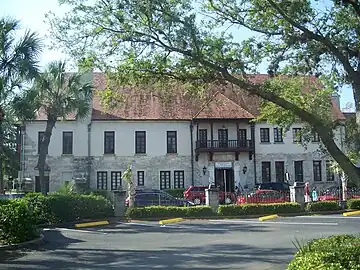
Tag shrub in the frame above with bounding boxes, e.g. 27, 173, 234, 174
24, 193, 114, 224
218, 203, 302, 216
305, 201, 341, 212
164, 189, 186, 198
288, 234, 360, 270
347, 199, 360, 210
0, 200, 38, 244
125, 206, 215, 219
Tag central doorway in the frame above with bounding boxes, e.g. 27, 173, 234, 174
215, 168, 235, 192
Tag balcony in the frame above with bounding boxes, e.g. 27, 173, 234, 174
195, 139, 253, 152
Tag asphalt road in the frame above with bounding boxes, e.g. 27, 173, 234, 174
0, 215, 359, 270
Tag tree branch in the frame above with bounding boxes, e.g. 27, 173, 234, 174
266, 0, 357, 79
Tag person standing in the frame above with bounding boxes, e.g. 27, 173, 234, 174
304, 182, 311, 203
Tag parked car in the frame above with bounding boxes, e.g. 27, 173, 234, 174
255, 182, 290, 192
183, 186, 236, 205
237, 189, 289, 204
125, 189, 194, 207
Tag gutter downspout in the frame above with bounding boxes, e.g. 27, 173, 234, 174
87, 122, 92, 189
251, 123, 257, 185
190, 122, 194, 186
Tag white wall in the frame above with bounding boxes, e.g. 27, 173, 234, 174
90, 121, 192, 156
255, 123, 345, 154
24, 120, 89, 156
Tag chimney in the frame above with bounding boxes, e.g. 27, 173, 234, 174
331, 93, 340, 109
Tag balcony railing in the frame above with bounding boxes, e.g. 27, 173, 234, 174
195, 140, 253, 152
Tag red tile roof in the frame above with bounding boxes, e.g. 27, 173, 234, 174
35, 72, 345, 121
193, 92, 254, 119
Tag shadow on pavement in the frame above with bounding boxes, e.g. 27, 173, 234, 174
0, 229, 84, 263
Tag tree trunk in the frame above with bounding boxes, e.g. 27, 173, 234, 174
0, 120, 3, 194
221, 72, 360, 184
352, 80, 360, 133
37, 115, 56, 195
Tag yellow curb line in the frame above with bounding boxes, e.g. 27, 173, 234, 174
75, 220, 109, 228
159, 218, 184, 225
259, 214, 279, 222
343, 210, 360, 217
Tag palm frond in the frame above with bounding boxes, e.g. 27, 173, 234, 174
32, 60, 93, 120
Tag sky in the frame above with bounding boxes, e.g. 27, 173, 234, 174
0, 0, 355, 111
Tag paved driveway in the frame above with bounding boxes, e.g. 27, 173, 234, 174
0, 215, 359, 270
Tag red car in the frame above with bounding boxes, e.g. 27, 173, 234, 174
237, 189, 289, 204
183, 186, 236, 205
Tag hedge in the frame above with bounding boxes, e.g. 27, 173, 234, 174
126, 206, 215, 219
24, 193, 114, 225
287, 234, 360, 270
0, 200, 38, 244
304, 201, 341, 212
218, 203, 302, 216
347, 198, 360, 210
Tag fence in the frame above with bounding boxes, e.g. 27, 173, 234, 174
318, 188, 360, 201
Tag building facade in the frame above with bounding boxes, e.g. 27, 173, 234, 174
20, 73, 346, 192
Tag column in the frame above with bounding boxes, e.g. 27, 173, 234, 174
210, 122, 214, 148
196, 122, 199, 142
234, 163, 241, 188
236, 122, 240, 147
208, 163, 215, 186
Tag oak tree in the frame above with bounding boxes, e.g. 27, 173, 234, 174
46, 0, 360, 183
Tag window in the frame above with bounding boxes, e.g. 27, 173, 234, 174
292, 128, 302, 143
137, 171, 145, 186
198, 129, 208, 147
135, 131, 146, 154
275, 161, 285, 183
174, 170, 185, 188
313, 161, 322, 182
312, 132, 320, 142
218, 129, 228, 147
260, 128, 270, 143
160, 171, 171, 190
110, 171, 121, 190
167, 131, 177, 153
62, 131, 73, 154
104, 131, 115, 154
294, 161, 304, 182
38, 131, 45, 154
261, 162, 271, 183
97, 171, 108, 190
326, 161, 335, 181
273, 128, 283, 143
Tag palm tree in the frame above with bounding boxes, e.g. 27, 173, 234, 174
15, 61, 93, 194
0, 17, 42, 193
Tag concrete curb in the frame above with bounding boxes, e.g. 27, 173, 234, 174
0, 233, 45, 251
75, 220, 109, 228
159, 218, 184, 225
343, 210, 360, 217
259, 214, 279, 222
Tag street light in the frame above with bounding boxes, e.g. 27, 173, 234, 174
242, 165, 247, 174
203, 166, 207, 175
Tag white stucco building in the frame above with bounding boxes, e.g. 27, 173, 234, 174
19, 73, 346, 192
